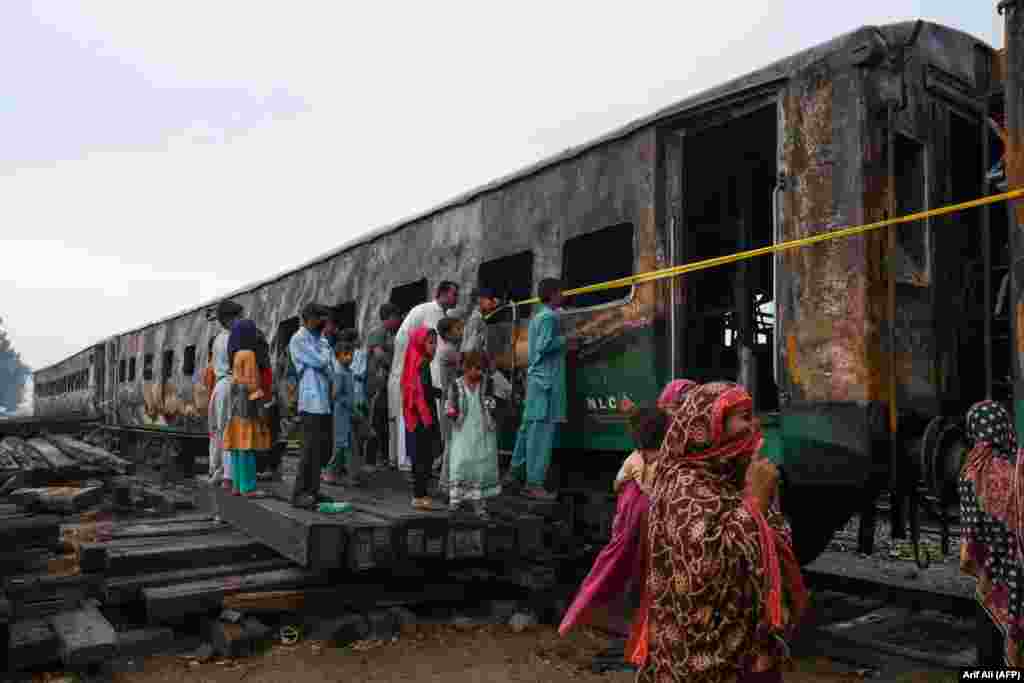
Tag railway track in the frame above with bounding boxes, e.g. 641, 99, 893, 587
793, 499, 976, 677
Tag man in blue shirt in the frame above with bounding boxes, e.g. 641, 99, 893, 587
288, 302, 334, 508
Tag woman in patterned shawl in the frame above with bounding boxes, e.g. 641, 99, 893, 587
960, 399, 1024, 666
639, 381, 807, 683
222, 320, 274, 496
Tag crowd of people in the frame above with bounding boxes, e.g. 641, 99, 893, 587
202, 281, 819, 680
203, 277, 568, 517
202, 280, 1024, 677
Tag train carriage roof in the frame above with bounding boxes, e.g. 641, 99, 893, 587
35, 20, 989, 376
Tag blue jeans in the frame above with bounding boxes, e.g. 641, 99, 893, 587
509, 421, 557, 488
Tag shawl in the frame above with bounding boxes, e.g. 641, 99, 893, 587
558, 478, 649, 637
657, 379, 698, 413
233, 350, 260, 390
639, 381, 807, 683
227, 317, 260, 366
960, 399, 1024, 663
401, 326, 435, 431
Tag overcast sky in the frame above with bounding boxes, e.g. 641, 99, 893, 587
1, 1, 1001, 375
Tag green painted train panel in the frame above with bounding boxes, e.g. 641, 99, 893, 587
1017, 399, 1024, 448
496, 323, 664, 454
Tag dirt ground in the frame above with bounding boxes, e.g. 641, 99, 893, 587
47, 623, 955, 683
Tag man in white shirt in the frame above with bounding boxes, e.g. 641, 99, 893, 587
387, 281, 459, 472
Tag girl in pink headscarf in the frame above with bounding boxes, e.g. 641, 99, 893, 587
559, 379, 697, 667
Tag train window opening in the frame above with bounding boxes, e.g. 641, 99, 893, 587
563, 223, 634, 309
390, 279, 429, 319
128, 357, 136, 382
478, 251, 534, 322
893, 133, 928, 281
183, 345, 197, 377
143, 354, 154, 382
679, 105, 778, 411
162, 350, 174, 382
331, 301, 358, 333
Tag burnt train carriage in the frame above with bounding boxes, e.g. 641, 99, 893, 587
33, 20, 1004, 565
34, 346, 105, 422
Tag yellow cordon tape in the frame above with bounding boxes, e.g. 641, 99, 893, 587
487, 187, 1024, 314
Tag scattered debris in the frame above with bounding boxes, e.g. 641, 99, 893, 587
509, 612, 538, 633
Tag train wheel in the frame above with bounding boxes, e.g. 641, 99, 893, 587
911, 416, 967, 568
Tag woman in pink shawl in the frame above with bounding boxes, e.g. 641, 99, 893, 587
559, 379, 697, 663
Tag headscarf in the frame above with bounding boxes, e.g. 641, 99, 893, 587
657, 378, 697, 413
233, 350, 260, 389
401, 326, 436, 431
960, 400, 1024, 660
659, 381, 761, 469
642, 381, 807, 681
228, 319, 263, 368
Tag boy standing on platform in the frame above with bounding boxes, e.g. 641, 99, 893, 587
323, 338, 357, 485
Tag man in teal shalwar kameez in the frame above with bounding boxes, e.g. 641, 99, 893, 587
508, 278, 576, 500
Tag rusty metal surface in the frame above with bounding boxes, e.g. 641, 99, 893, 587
1005, 2, 1024, 396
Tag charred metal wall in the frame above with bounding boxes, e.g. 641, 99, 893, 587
778, 22, 990, 421
1005, 1, 1024, 422
777, 49, 878, 404
104, 129, 660, 436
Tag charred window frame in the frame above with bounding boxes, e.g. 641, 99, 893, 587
562, 223, 635, 309
183, 345, 197, 377
162, 350, 174, 381
331, 301, 358, 332
143, 354, 154, 382
128, 357, 137, 382
892, 131, 929, 284
389, 279, 429, 319
478, 251, 534, 322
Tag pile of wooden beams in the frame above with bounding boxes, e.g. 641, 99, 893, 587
0, 436, 134, 493
2, 511, 330, 674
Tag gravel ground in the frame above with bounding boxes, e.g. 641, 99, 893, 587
828, 510, 960, 568
79, 623, 931, 683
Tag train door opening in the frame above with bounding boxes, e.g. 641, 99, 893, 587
679, 105, 778, 411
942, 111, 1012, 412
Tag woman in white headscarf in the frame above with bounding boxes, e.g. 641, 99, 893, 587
208, 300, 242, 490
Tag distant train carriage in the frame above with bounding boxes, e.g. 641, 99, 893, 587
33, 345, 105, 422
33, 19, 1007, 566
